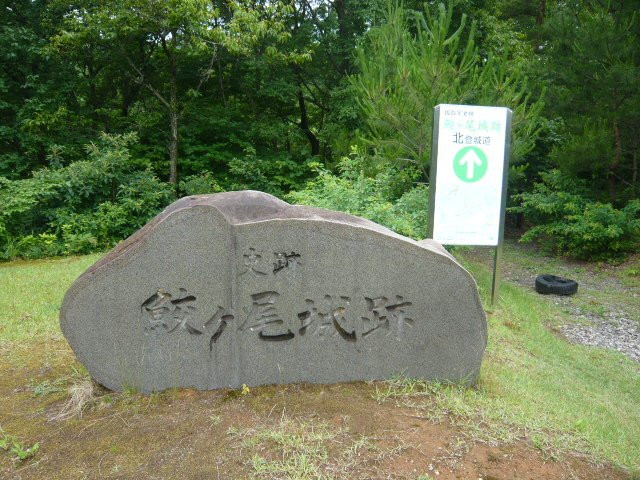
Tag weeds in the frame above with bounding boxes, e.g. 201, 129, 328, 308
227, 416, 391, 479
28, 366, 89, 398
48, 379, 96, 421
373, 374, 592, 458
29, 378, 67, 397
0, 428, 40, 463
224, 383, 253, 401
624, 267, 640, 277
229, 417, 336, 479
227, 415, 405, 479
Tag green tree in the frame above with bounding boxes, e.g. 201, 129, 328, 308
0, 132, 173, 259
0, 0, 95, 177
352, 1, 544, 179
538, 0, 640, 203
53, 0, 298, 186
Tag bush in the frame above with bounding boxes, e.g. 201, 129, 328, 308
0, 133, 174, 260
225, 150, 313, 198
179, 172, 224, 196
13, 234, 63, 259
511, 170, 640, 260
288, 149, 430, 239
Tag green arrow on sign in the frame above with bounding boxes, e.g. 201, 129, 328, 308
453, 146, 488, 182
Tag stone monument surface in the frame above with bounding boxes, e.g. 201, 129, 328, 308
60, 191, 487, 393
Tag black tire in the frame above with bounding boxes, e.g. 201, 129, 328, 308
535, 274, 578, 295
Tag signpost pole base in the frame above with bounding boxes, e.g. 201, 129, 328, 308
491, 244, 502, 306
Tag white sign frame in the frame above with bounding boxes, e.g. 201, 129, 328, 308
427, 104, 512, 304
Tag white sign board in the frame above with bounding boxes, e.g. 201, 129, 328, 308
429, 104, 511, 246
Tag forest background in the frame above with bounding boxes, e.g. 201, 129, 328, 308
1, 0, 639, 261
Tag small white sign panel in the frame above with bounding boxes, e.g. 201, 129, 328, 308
432, 104, 510, 246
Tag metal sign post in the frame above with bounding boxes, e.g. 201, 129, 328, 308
491, 110, 512, 305
428, 104, 512, 306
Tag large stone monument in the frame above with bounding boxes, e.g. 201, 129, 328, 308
60, 191, 487, 393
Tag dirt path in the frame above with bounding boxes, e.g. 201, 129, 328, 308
0, 342, 633, 480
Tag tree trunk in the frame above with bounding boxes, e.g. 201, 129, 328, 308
121, 79, 140, 117
169, 110, 179, 185
633, 150, 638, 193
333, 0, 350, 74
162, 32, 181, 187
169, 69, 179, 186
609, 120, 623, 201
297, 89, 320, 156
536, 0, 547, 25
217, 57, 227, 109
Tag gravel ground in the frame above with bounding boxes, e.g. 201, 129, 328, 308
527, 279, 639, 364
561, 315, 640, 362
466, 244, 640, 363
533, 283, 639, 364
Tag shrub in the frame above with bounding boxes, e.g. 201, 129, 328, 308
179, 172, 224, 196
288, 149, 430, 239
511, 170, 640, 260
225, 150, 313, 198
0, 133, 173, 260
14, 233, 63, 259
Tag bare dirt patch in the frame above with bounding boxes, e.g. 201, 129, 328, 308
0, 341, 632, 480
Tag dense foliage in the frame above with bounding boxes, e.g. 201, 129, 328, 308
1, 0, 639, 260
511, 171, 640, 260
288, 148, 430, 239
0, 133, 172, 259
352, 2, 543, 175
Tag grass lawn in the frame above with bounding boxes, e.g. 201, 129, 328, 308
0, 248, 638, 478
426, 253, 639, 467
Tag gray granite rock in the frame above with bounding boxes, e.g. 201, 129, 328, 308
60, 191, 487, 393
